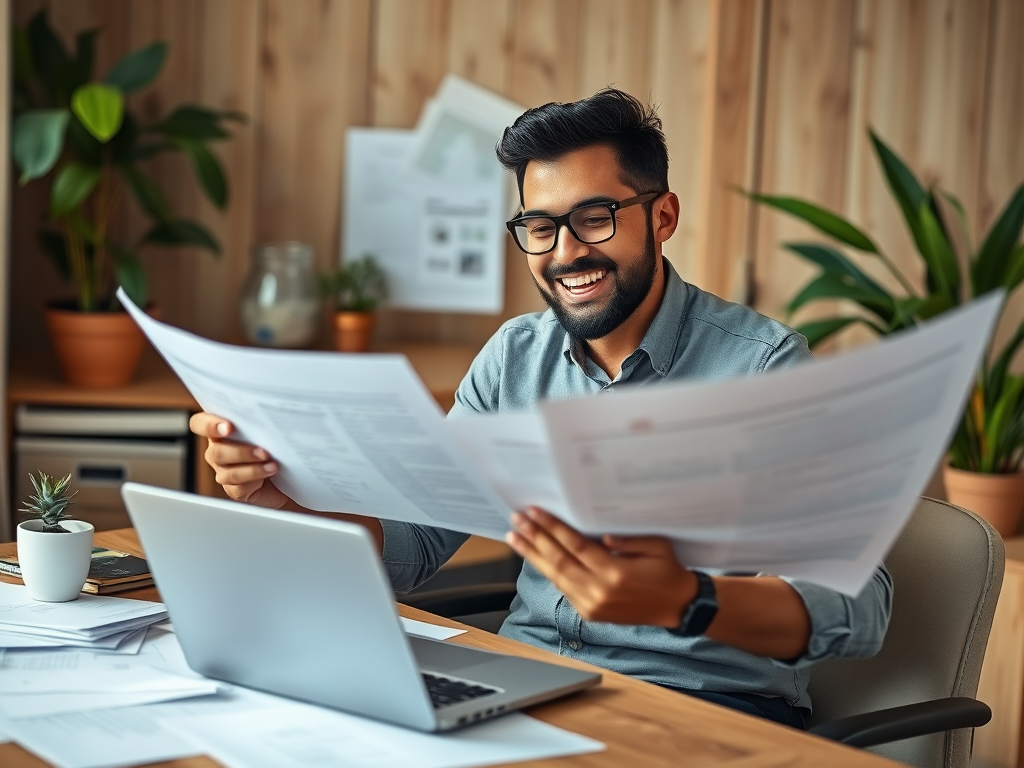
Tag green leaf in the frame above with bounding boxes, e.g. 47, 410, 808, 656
71, 83, 124, 142
127, 141, 172, 162
104, 41, 167, 93
941, 191, 974, 255
121, 165, 171, 220
109, 112, 140, 165
794, 317, 879, 349
988, 321, 1024, 409
786, 273, 895, 320
973, 180, 1024, 295
142, 220, 221, 254
745, 192, 879, 253
869, 129, 930, 259
65, 113, 103, 166
783, 242, 894, 303
114, 248, 149, 308
918, 198, 961, 298
67, 29, 98, 92
27, 10, 71, 100
12, 109, 70, 183
50, 162, 101, 218
153, 106, 230, 140
38, 230, 70, 279
1005, 243, 1024, 294
176, 140, 228, 209
982, 376, 1024, 473
898, 292, 957, 323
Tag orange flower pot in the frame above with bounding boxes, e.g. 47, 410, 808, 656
333, 311, 376, 353
45, 306, 149, 388
944, 466, 1024, 537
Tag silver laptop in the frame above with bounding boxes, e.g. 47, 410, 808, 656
121, 483, 600, 732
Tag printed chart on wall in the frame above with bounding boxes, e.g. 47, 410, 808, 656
342, 76, 523, 314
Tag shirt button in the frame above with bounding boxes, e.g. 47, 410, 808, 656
568, 641, 582, 650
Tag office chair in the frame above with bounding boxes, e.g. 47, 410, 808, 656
401, 497, 1001, 768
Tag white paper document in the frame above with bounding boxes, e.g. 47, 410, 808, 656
0, 582, 167, 640
401, 617, 466, 642
122, 287, 1002, 596
161, 702, 603, 768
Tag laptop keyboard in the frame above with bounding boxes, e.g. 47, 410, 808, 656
422, 672, 499, 709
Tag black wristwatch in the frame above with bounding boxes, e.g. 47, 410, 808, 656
673, 570, 718, 637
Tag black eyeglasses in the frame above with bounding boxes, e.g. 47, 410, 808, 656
506, 192, 661, 255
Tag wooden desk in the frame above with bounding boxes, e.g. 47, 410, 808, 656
0, 530, 899, 768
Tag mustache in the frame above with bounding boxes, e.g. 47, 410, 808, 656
543, 256, 618, 282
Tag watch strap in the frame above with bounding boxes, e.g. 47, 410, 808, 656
674, 570, 718, 637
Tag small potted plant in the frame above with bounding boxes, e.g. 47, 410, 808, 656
320, 255, 389, 352
17, 472, 93, 602
11, 11, 242, 387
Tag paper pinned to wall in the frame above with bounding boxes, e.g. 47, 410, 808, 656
342, 76, 524, 314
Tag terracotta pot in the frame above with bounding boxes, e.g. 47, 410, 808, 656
944, 466, 1024, 537
333, 311, 376, 353
45, 306, 148, 388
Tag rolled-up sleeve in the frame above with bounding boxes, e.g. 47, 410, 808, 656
380, 519, 470, 594
777, 564, 893, 667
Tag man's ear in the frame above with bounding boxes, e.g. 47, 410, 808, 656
652, 192, 680, 244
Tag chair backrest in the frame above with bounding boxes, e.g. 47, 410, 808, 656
807, 498, 1005, 768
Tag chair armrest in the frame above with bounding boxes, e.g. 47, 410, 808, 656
808, 697, 991, 747
398, 583, 518, 618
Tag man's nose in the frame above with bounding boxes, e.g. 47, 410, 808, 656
552, 224, 589, 263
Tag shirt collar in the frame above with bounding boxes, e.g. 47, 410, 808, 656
559, 257, 688, 378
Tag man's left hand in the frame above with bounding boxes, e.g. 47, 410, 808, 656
506, 506, 696, 627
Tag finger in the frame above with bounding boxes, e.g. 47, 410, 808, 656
190, 412, 233, 438
505, 530, 587, 590
222, 479, 265, 501
602, 534, 675, 557
215, 461, 277, 488
523, 507, 612, 573
205, 440, 271, 467
511, 512, 595, 581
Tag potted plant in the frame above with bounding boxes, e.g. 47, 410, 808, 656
320, 255, 389, 352
17, 472, 93, 602
749, 129, 1024, 535
11, 10, 241, 387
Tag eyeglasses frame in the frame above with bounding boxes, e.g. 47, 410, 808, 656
505, 191, 662, 255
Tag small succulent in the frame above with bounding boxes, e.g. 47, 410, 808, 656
21, 472, 77, 533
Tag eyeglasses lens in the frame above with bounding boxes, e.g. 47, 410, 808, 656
512, 205, 615, 254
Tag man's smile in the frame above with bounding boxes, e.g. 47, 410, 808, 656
557, 269, 609, 298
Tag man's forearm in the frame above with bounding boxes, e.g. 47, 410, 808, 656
703, 576, 811, 660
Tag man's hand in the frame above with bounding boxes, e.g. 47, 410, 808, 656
506, 506, 696, 627
189, 412, 294, 510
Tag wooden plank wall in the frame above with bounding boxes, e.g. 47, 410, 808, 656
8, 0, 1024, 364
0, 0, 11, 534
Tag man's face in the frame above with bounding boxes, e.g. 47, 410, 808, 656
520, 145, 659, 340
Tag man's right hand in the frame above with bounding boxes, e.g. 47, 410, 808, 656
189, 412, 295, 510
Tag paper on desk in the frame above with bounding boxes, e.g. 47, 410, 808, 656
0, 624, 146, 651
120, 288, 513, 540
0, 582, 167, 640
1, 686, 278, 768
401, 617, 466, 641
162, 702, 603, 768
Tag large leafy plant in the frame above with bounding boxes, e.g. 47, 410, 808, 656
750, 130, 1024, 475
11, 11, 242, 311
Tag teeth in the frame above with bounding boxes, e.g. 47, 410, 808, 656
560, 270, 606, 288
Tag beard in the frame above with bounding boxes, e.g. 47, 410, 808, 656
535, 225, 657, 341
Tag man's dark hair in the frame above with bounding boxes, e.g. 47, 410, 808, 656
496, 88, 669, 204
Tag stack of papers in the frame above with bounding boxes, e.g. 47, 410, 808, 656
0, 582, 167, 651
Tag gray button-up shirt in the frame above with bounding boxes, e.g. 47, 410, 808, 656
380, 259, 892, 709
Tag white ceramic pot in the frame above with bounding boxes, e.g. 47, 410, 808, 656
17, 519, 95, 602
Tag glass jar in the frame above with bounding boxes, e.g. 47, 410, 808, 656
239, 242, 320, 348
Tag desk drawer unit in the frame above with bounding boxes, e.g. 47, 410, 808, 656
14, 406, 191, 531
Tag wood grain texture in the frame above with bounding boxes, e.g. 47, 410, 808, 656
751, 0, 856, 326
649, 0, 712, 282
0, 529, 905, 768
256, 0, 373, 319
975, 558, 1024, 767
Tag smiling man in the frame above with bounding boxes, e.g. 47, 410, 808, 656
191, 89, 892, 729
